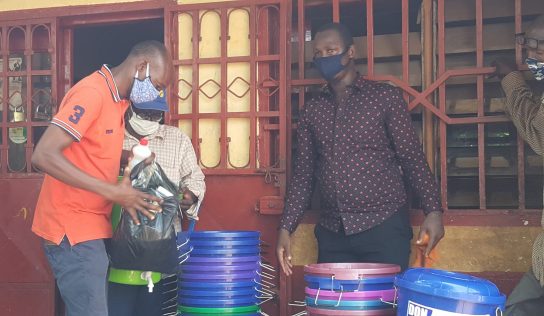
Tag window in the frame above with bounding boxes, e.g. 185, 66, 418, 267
168, 1, 287, 180
0, 20, 57, 176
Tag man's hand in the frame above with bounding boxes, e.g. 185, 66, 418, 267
179, 190, 198, 211
106, 166, 162, 225
490, 58, 517, 80
276, 228, 293, 276
417, 211, 445, 257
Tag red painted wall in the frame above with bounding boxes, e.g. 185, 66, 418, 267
0, 178, 55, 316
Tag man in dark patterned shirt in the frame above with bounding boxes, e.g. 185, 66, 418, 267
276, 23, 444, 274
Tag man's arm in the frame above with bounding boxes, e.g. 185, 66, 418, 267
33, 125, 160, 224
279, 106, 316, 233
385, 87, 443, 215
385, 86, 444, 256
277, 105, 316, 275
177, 133, 206, 215
501, 71, 544, 155
33, 125, 116, 197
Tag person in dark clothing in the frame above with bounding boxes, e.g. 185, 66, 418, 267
276, 23, 444, 275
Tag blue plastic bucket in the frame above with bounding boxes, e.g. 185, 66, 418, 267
395, 268, 505, 316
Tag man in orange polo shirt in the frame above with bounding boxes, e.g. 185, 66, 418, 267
31, 40, 174, 316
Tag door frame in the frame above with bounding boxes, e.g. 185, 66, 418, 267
55, 2, 168, 100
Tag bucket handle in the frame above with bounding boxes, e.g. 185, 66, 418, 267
313, 287, 343, 307
325, 275, 350, 293
255, 286, 274, 298
178, 245, 193, 258
329, 275, 336, 290
288, 300, 306, 307
177, 246, 193, 265
176, 219, 195, 250
176, 237, 190, 249
255, 285, 275, 296
259, 277, 276, 288
260, 262, 276, 272
257, 270, 276, 280
175, 219, 196, 251
379, 286, 398, 308
254, 278, 274, 290
187, 219, 196, 233
257, 294, 274, 305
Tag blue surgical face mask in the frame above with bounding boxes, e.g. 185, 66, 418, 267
130, 63, 162, 104
313, 50, 349, 82
526, 57, 544, 81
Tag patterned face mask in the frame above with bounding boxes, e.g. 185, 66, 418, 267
130, 63, 162, 104
526, 57, 544, 81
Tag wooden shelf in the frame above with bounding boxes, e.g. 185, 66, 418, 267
291, 22, 531, 64
444, 0, 544, 23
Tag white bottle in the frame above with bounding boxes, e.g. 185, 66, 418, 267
129, 138, 151, 169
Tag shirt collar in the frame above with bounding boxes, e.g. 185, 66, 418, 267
321, 73, 367, 98
98, 64, 123, 103
125, 124, 166, 141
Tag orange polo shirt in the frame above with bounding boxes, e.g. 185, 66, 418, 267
32, 65, 130, 246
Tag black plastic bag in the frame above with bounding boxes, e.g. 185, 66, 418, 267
109, 161, 180, 274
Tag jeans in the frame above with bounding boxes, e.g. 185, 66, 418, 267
43, 237, 109, 316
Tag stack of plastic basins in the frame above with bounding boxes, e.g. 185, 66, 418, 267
304, 263, 400, 316
177, 231, 262, 316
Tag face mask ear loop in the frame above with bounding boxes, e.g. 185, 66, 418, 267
134, 69, 139, 79
145, 63, 150, 77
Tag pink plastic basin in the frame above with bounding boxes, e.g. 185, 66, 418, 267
304, 263, 400, 280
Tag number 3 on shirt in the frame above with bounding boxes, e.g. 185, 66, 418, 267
69, 105, 85, 124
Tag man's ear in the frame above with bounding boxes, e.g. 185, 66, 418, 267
347, 45, 356, 59
135, 61, 148, 79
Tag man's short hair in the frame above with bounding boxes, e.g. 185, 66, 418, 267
315, 22, 354, 48
128, 40, 168, 59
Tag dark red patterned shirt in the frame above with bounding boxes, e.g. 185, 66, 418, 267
280, 76, 442, 235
